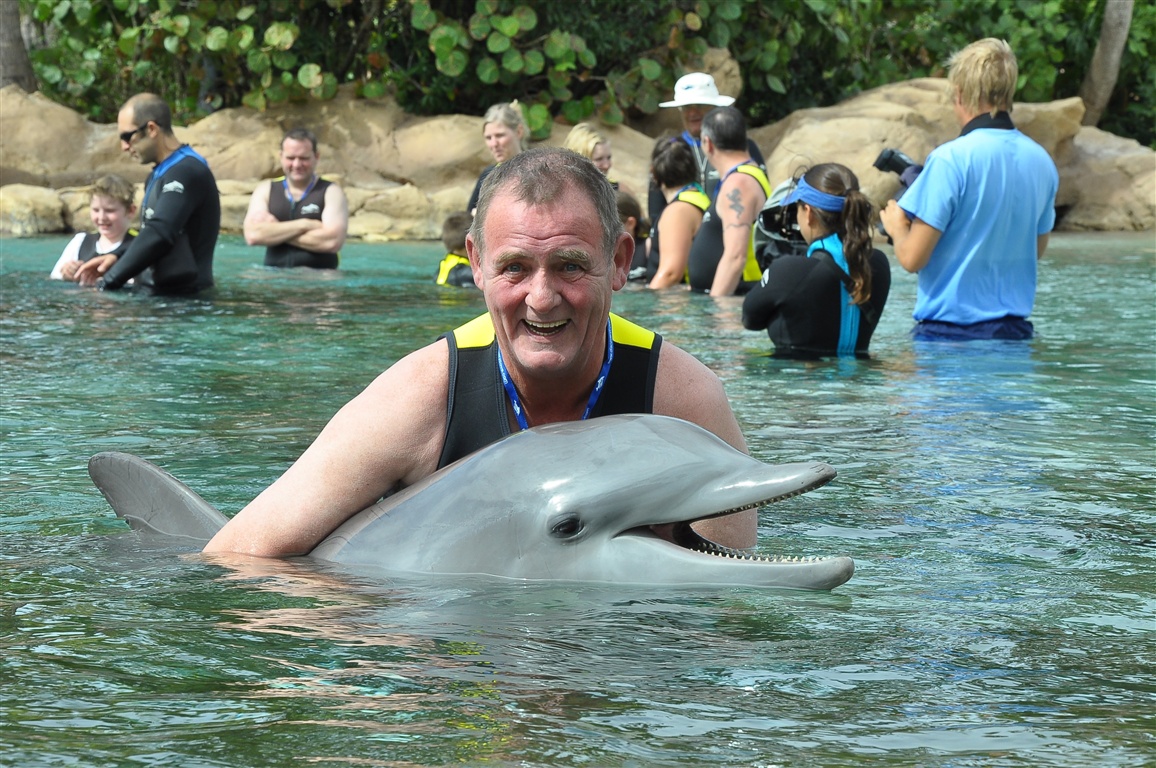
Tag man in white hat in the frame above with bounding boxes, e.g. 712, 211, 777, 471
644, 73, 766, 278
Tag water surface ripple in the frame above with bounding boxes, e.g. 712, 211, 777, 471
2, 232, 1153, 766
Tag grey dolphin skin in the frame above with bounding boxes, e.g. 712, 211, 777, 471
89, 414, 854, 590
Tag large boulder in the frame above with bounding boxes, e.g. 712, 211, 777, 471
0, 183, 64, 236
1057, 127, 1156, 231
749, 78, 1153, 232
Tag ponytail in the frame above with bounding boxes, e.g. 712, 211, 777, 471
840, 189, 874, 305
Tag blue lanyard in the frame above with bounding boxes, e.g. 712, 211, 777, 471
282, 175, 318, 206
497, 319, 614, 431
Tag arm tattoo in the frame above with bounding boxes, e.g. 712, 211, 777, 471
726, 187, 745, 219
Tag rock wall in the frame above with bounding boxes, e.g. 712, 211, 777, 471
1, 81, 1152, 239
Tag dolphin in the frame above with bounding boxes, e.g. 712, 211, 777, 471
89, 414, 854, 590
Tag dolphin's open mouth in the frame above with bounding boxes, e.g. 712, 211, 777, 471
668, 522, 831, 563
616, 521, 835, 565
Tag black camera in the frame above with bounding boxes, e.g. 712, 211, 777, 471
873, 148, 917, 177
874, 148, 923, 242
756, 178, 808, 271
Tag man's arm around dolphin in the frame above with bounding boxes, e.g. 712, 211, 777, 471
204, 148, 755, 558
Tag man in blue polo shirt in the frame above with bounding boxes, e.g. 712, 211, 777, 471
880, 38, 1059, 341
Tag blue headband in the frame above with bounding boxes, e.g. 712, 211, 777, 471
782, 176, 846, 212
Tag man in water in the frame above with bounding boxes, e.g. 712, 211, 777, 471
243, 128, 348, 269
205, 147, 755, 557
687, 106, 770, 296
76, 93, 219, 294
647, 73, 765, 247
879, 38, 1058, 340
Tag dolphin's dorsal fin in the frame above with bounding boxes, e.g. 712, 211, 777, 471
88, 451, 228, 544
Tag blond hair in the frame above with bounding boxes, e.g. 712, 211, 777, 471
91, 174, 136, 211
562, 122, 606, 160
482, 101, 528, 151
948, 38, 1018, 116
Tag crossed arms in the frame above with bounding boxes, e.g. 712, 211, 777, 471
244, 181, 349, 254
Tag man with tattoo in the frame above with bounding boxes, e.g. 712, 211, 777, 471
686, 106, 770, 296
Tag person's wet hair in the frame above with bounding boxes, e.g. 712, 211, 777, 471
441, 211, 473, 254
650, 137, 698, 189
700, 106, 747, 152
281, 127, 319, 153
91, 174, 135, 211
471, 147, 620, 261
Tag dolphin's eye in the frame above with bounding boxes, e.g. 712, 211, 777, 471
550, 516, 582, 538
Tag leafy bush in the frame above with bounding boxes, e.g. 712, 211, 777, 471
18, 0, 1153, 147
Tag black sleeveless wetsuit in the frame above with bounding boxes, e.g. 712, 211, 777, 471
437, 313, 662, 468
266, 178, 339, 269
687, 163, 770, 295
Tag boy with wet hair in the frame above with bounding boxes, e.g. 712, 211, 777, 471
435, 210, 476, 288
51, 175, 137, 281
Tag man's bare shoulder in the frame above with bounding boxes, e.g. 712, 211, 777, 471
248, 179, 272, 201
652, 341, 746, 452
352, 337, 450, 483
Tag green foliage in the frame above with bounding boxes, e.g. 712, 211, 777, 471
15, 0, 1154, 148
21, 0, 407, 123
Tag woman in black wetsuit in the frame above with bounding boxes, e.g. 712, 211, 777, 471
742, 163, 891, 358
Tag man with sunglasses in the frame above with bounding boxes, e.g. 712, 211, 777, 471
76, 93, 220, 294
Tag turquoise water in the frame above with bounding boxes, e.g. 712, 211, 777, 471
2, 232, 1154, 766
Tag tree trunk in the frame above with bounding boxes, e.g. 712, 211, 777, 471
0, 1, 38, 92
1078, 0, 1134, 126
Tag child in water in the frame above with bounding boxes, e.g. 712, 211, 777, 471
51, 175, 137, 282
435, 210, 477, 289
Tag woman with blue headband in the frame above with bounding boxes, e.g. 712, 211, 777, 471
742, 163, 891, 358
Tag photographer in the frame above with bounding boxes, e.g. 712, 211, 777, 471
879, 38, 1058, 341
742, 164, 890, 358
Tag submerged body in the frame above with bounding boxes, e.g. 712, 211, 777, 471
90, 414, 853, 590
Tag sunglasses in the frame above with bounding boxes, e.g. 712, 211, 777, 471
119, 124, 147, 144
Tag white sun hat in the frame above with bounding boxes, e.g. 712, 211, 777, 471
658, 72, 736, 108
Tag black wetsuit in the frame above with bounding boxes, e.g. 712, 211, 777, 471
437, 313, 662, 468
647, 133, 765, 235
467, 165, 497, 213
99, 145, 219, 294
265, 178, 339, 269
687, 163, 769, 294
742, 247, 891, 358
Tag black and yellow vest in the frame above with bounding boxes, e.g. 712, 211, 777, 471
438, 312, 662, 468
645, 184, 709, 283
436, 253, 474, 287
687, 164, 771, 292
